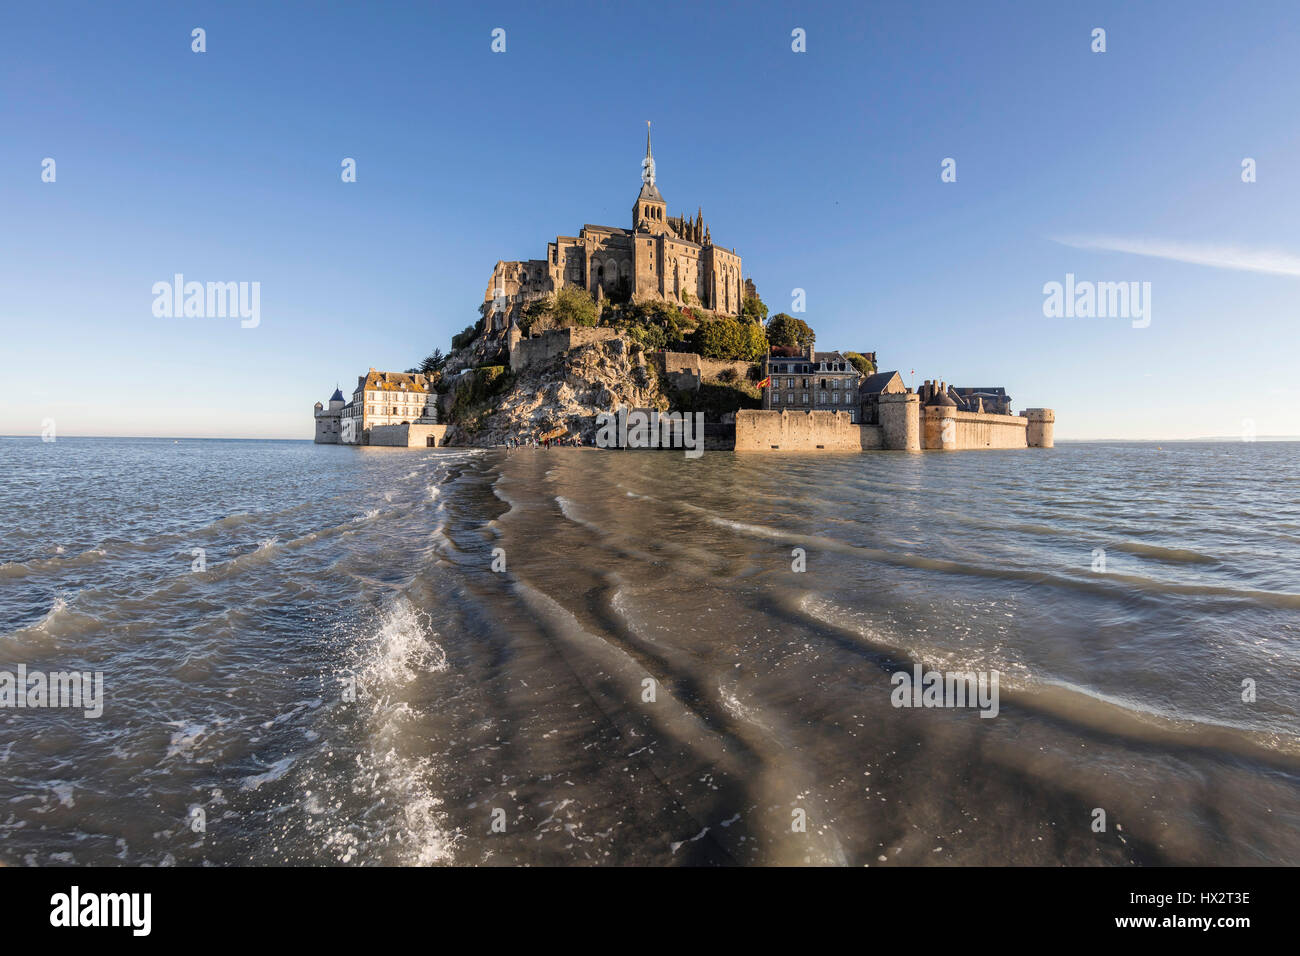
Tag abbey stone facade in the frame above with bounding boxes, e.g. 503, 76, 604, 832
484, 125, 745, 330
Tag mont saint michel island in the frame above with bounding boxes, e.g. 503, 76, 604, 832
6, 1, 1300, 922
313, 126, 1054, 454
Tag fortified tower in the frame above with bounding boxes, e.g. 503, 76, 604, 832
922, 380, 959, 451
313, 386, 345, 443
877, 392, 920, 451
1025, 408, 1055, 448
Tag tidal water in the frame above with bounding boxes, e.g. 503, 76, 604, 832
1, 437, 1298, 866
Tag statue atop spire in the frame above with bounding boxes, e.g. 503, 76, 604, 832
641, 121, 655, 187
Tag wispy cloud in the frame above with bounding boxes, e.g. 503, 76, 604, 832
1050, 236, 1300, 278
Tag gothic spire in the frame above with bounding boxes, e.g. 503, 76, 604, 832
641, 121, 655, 187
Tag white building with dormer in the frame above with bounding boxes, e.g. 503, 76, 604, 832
337, 369, 438, 445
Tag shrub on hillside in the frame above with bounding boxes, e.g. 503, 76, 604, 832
693, 317, 768, 362
622, 321, 668, 351
553, 287, 598, 327
449, 364, 513, 424
516, 287, 598, 333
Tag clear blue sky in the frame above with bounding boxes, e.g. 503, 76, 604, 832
3, 0, 1298, 440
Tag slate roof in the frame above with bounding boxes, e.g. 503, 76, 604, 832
860, 371, 902, 394
637, 181, 665, 203
356, 369, 433, 392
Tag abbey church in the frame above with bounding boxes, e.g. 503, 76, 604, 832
483, 125, 745, 330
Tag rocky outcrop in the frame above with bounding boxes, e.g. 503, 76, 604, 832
444, 337, 667, 446
444, 331, 507, 376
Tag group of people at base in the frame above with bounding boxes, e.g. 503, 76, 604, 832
504, 434, 585, 449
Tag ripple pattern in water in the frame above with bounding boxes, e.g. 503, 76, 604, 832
1, 437, 1298, 865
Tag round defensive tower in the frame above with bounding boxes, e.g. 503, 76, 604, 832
922, 382, 958, 451
1025, 408, 1055, 448
878, 392, 920, 451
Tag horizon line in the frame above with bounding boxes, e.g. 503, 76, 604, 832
4, 435, 1299, 444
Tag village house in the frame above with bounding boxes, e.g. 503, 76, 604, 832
315, 369, 439, 445
762, 346, 865, 422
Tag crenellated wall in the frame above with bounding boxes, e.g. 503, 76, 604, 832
734, 410, 883, 451
734, 403, 1054, 452
921, 408, 1029, 450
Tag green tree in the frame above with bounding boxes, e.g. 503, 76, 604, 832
740, 321, 769, 362
844, 351, 876, 376
415, 348, 447, 376
552, 287, 598, 327
694, 317, 768, 361
740, 294, 768, 325
766, 313, 815, 350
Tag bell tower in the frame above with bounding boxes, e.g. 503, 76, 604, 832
632, 121, 667, 233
